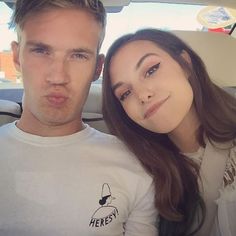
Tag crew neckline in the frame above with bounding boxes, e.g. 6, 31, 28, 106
183, 146, 205, 165
5, 122, 94, 146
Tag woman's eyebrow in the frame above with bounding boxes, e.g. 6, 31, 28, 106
136, 53, 159, 70
112, 82, 123, 93
112, 53, 159, 93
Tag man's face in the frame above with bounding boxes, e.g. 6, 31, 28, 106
12, 8, 103, 135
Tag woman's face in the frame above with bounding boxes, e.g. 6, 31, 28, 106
110, 40, 194, 133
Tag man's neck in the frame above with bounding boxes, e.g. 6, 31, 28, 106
17, 114, 84, 137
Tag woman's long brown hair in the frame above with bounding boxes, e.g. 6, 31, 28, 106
102, 29, 236, 235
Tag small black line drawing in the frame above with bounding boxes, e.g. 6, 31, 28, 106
89, 183, 119, 228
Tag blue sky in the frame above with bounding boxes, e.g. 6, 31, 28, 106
0, 2, 204, 53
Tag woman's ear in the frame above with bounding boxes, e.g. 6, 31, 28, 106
93, 54, 105, 81
181, 50, 192, 65
11, 41, 21, 72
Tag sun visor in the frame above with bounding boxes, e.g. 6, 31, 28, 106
101, 0, 130, 12
2, 0, 131, 13
197, 6, 236, 29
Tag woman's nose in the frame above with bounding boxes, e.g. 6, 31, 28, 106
138, 89, 155, 104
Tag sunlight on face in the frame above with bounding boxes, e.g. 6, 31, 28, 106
12, 8, 103, 133
110, 40, 194, 134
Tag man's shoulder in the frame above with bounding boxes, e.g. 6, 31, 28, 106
88, 127, 150, 176
88, 127, 127, 148
0, 122, 14, 135
87, 127, 141, 162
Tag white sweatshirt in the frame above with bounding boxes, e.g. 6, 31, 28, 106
0, 122, 157, 236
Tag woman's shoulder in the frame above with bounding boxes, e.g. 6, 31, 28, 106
223, 139, 236, 187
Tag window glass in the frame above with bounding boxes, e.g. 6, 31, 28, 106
0, 2, 234, 88
0, 2, 18, 88
101, 3, 204, 53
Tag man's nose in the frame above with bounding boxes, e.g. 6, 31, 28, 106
46, 58, 70, 84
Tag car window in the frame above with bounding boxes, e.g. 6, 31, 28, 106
101, 2, 204, 54
0, 1, 235, 89
0, 2, 18, 88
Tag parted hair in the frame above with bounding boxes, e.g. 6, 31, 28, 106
11, 0, 106, 44
102, 29, 236, 235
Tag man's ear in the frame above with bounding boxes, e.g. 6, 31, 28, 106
11, 41, 21, 72
93, 54, 105, 81
181, 50, 192, 64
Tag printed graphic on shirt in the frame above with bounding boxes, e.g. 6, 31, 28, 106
89, 183, 119, 227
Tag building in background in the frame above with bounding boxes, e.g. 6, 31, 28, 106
0, 51, 17, 82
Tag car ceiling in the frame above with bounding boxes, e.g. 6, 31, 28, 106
102, 0, 236, 9
1, 0, 236, 10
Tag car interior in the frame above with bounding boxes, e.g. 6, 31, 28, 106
0, 0, 236, 133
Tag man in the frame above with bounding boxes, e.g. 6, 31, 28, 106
0, 1, 157, 235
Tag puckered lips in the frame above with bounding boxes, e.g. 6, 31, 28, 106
45, 92, 69, 107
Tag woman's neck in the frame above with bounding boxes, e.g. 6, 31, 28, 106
168, 105, 201, 153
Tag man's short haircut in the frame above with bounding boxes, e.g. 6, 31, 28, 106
11, 0, 106, 45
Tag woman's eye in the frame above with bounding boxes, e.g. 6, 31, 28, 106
145, 63, 160, 77
120, 90, 131, 102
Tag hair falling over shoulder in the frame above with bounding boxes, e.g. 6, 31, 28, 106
102, 29, 236, 235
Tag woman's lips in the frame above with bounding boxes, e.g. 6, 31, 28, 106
144, 96, 169, 119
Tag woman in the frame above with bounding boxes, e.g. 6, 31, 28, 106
102, 29, 236, 236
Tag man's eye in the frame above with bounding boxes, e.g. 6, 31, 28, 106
71, 53, 88, 60
31, 48, 49, 55
120, 90, 131, 102
145, 63, 160, 77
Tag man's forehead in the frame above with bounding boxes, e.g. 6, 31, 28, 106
22, 8, 99, 27
18, 8, 102, 44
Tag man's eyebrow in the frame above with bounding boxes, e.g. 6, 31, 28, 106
135, 53, 159, 70
25, 41, 51, 49
25, 41, 95, 55
112, 81, 123, 93
70, 48, 94, 56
